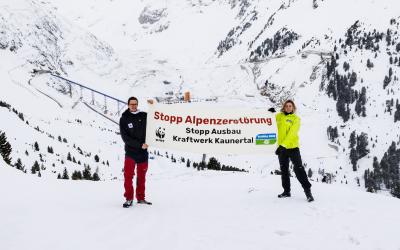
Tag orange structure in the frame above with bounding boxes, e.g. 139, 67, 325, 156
184, 91, 191, 102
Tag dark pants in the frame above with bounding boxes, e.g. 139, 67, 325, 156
278, 148, 311, 193
124, 157, 148, 201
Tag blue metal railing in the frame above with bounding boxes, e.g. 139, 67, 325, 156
49, 74, 126, 104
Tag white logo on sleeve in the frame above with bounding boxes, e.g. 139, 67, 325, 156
128, 123, 133, 128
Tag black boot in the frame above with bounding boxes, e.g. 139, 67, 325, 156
123, 200, 133, 208
137, 200, 152, 205
305, 189, 314, 202
277, 191, 291, 198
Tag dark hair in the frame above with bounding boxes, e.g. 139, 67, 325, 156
127, 96, 138, 105
280, 100, 297, 113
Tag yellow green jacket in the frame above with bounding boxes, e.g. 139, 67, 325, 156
276, 112, 300, 149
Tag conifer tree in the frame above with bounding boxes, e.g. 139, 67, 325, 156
15, 158, 24, 171
92, 169, 100, 181
72, 170, 83, 180
31, 161, 40, 174
82, 165, 92, 180
0, 131, 12, 165
67, 152, 72, 161
308, 168, 313, 178
62, 167, 69, 180
186, 159, 191, 168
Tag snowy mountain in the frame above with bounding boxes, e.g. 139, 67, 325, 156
1, 0, 400, 249
1, 0, 399, 194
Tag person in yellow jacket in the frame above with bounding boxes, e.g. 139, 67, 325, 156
269, 100, 314, 202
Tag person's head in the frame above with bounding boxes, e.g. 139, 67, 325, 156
127, 97, 139, 112
281, 100, 296, 114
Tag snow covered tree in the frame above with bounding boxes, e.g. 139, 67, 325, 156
312, 0, 318, 9
71, 170, 83, 180
391, 182, 400, 199
77, 147, 83, 155
355, 87, 367, 117
82, 165, 92, 180
383, 75, 391, 89
18, 112, 24, 121
94, 154, 100, 163
366, 59, 374, 69
67, 152, 72, 161
308, 168, 313, 178
92, 172, 100, 181
186, 159, 191, 168
92, 168, 100, 181
207, 157, 221, 171
366, 142, 400, 193
372, 156, 382, 189
15, 158, 24, 171
62, 167, 69, 180
356, 133, 369, 159
0, 131, 12, 165
394, 100, 400, 122
199, 161, 206, 171
349, 132, 369, 171
350, 148, 358, 171
343, 61, 350, 72
327, 126, 339, 142
336, 99, 350, 122
349, 131, 356, 149
0, 100, 11, 108
34, 141, 40, 152
31, 161, 40, 174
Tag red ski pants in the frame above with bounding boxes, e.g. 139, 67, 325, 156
123, 157, 148, 201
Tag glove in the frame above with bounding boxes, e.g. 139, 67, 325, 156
275, 145, 286, 156
268, 107, 276, 113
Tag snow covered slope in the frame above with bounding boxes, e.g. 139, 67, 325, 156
1, 158, 400, 250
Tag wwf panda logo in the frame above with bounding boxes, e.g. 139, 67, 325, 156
156, 127, 166, 139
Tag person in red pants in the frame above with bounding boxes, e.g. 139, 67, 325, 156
119, 97, 152, 208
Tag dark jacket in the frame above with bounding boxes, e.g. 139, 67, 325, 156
119, 109, 148, 163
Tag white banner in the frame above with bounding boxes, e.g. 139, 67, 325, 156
146, 103, 277, 154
